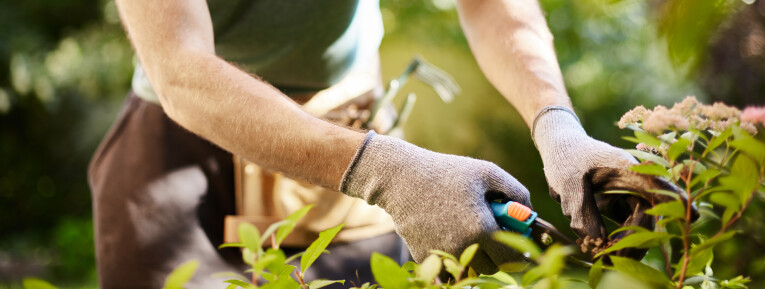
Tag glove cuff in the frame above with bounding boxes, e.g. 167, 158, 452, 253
338, 130, 377, 193
532, 106, 589, 153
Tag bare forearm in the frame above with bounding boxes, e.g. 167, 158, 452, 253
116, 0, 363, 189
457, 0, 572, 126
155, 52, 364, 188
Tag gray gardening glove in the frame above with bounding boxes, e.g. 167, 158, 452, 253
532, 106, 687, 259
340, 131, 531, 274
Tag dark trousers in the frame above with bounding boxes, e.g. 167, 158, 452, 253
88, 93, 407, 289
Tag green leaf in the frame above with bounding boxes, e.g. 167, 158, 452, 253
484, 271, 518, 285
720, 275, 751, 289
719, 155, 760, 205
689, 168, 721, 190
625, 149, 670, 167
224, 279, 255, 289
645, 200, 685, 218
301, 223, 344, 273
675, 245, 713, 279
522, 265, 547, 286
704, 127, 733, 155
276, 205, 314, 247
443, 258, 463, 281
731, 125, 765, 164
218, 243, 244, 249
657, 217, 682, 227
254, 248, 283, 273
659, 132, 677, 143
415, 254, 441, 283
522, 244, 573, 286
588, 259, 603, 289
668, 137, 691, 162
260, 220, 290, 247
635, 131, 663, 147
451, 277, 508, 289
608, 225, 650, 238
622, 136, 641, 144
709, 192, 740, 211
308, 280, 345, 289
261, 277, 300, 289
494, 231, 542, 261
630, 163, 671, 178
646, 189, 681, 200
401, 261, 417, 272
602, 190, 643, 198
459, 243, 479, 267
670, 163, 685, 182
242, 248, 256, 266
685, 159, 707, 175
690, 231, 736, 258
609, 256, 672, 289
370, 252, 410, 289
163, 259, 199, 289
428, 249, 458, 261
694, 185, 731, 200
22, 278, 58, 289
598, 231, 675, 256
238, 223, 261, 252
225, 284, 239, 289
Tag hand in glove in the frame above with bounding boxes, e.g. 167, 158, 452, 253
340, 131, 531, 274
532, 106, 694, 259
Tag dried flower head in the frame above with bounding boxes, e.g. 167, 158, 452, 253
642, 105, 689, 133
618, 105, 652, 129
741, 122, 758, 135
709, 119, 736, 132
699, 102, 741, 120
670, 96, 700, 117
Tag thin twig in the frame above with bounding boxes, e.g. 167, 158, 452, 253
676, 156, 696, 288
655, 213, 674, 278
295, 270, 307, 289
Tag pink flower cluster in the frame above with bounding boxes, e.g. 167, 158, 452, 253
618, 96, 758, 134
742, 106, 765, 126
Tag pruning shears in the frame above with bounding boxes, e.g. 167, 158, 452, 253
491, 201, 593, 267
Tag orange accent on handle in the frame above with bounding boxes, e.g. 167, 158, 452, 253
506, 202, 532, 221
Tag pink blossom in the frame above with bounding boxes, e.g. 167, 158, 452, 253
742, 106, 765, 126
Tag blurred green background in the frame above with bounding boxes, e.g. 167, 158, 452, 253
0, 0, 763, 288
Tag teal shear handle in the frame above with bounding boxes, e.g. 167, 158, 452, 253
490, 201, 538, 237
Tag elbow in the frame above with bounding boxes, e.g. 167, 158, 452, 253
143, 50, 217, 126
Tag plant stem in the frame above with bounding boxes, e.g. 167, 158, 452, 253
252, 253, 259, 287
295, 270, 308, 289
656, 214, 674, 278
676, 156, 696, 288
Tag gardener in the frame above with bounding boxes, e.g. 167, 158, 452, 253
88, 0, 664, 288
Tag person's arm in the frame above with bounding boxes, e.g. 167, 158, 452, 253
115, 0, 364, 188
456, 0, 684, 258
456, 0, 571, 126
117, 0, 532, 272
